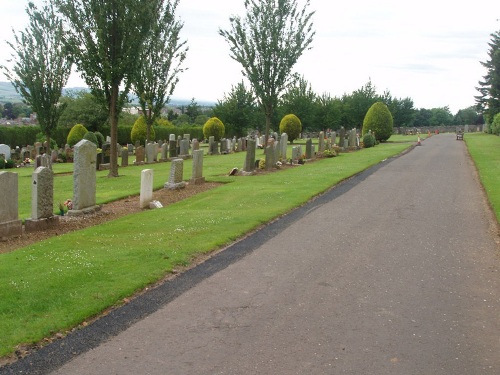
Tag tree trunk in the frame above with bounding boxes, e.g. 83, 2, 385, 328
108, 84, 119, 177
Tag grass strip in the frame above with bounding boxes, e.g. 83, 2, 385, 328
464, 133, 500, 223
0, 140, 413, 357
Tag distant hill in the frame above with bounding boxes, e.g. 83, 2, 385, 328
0, 82, 22, 103
0, 81, 215, 107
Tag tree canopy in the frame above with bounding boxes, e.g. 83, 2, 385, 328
475, 29, 500, 124
134, 0, 187, 144
1, 1, 72, 147
219, 0, 315, 143
55, 0, 159, 176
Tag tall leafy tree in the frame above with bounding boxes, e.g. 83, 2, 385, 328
314, 93, 343, 131
341, 80, 379, 129
219, 0, 315, 143
58, 91, 109, 130
475, 30, 500, 124
134, 0, 188, 144
279, 76, 317, 131
1, 1, 72, 148
55, 0, 158, 177
213, 81, 262, 137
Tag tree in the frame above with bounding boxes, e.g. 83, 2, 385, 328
314, 93, 343, 131
219, 0, 315, 143
414, 108, 432, 127
342, 80, 379, 129
453, 106, 482, 126
213, 81, 262, 137
362, 102, 393, 142
185, 98, 200, 123
279, 76, 317, 131
429, 107, 453, 126
55, 0, 158, 177
475, 30, 500, 124
134, 0, 187, 144
1, 1, 72, 147
58, 91, 109, 130
2, 102, 16, 120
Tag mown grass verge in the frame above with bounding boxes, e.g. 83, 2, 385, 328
0, 139, 414, 358
464, 133, 500, 223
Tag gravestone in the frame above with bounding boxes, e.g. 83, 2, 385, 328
0, 144, 11, 160
243, 139, 256, 173
305, 138, 313, 159
179, 139, 190, 157
160, 143, 168, 161
134, 146, 145, 165
70, 140, 98, 214
128, 144, 134, 155
220, 138, 228, 154
191, 149, 205, 185
140, 169, 154, 208
25, 167, 59, 232
464, 124, 469, 133
292, 146, 302, 162
331, 131, 337, 145
0, 172, 22, 238
192, 139, 200, 151
169, 140, 177, 158
265, 146, 273, 170
338, 127, 346, 148
280, 133, 288, 159
164, 158, 186, 190
102, 143, 111, 164
318, 132, 325, 153
121, 149, 129, 167
51, 150, 59, 163
145, 143, 156, 164
348, 129, 357, 148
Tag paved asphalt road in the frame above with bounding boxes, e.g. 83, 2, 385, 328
4, 133, 500, 374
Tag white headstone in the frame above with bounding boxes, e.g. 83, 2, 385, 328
72, 140, 97, 211
140, 169, 154, 208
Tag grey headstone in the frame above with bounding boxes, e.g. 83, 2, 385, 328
135, 146, 145, 165
243, 139, 256, 172
121, 149, 129, 167
0, 171, 22, 238
31, 167, 54, 220
72, 140, 97, 211
164, 158, 186, 190
191, 149, 205, 185
0, 144, 11, 160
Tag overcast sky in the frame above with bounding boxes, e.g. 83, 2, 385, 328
1, 0, 499, 113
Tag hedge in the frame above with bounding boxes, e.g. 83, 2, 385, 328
0, 125, 204, 148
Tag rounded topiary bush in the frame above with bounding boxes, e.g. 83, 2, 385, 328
83, 131, 99, 146
94, 131, 105, 147
363, 133, 376, 148
279, 114, 302, 143
203, 117, 225, 141
67, 124, 89, 147
156, 118, 174, 128
362, 102, 393, 142
131, 116, 156, 146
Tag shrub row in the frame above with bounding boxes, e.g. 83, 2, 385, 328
0, 125, 204, 148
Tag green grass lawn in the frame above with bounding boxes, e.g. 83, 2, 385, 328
464, 133, 500, 223
0, 136, 418, 358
